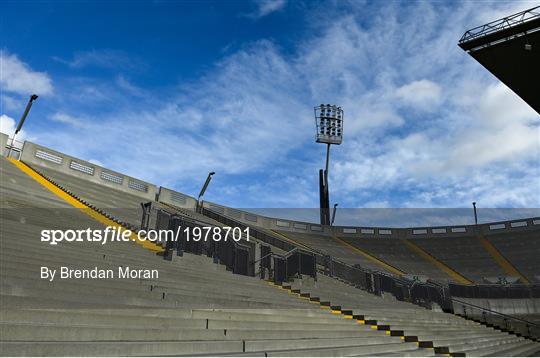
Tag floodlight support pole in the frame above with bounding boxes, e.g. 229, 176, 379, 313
197, 172, 215, 213
472, 202, 478, 225
325, 143, 331, 180
8, 94, 38, 158
319, 143, 331, 226
15, 94, 39, 136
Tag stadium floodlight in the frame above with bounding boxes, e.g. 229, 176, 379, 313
314, 104, 343, 226
315, 104, 344, 145
197, 171, 215, 213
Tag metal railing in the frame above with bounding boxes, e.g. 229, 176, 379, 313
454, 298, 540, 340
203, 207, 540, 339
155, 208, 255, 276
460, 6, 540, 44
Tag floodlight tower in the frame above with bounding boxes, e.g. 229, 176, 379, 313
314, 104, 343, 226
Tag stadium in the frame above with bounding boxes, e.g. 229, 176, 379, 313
0, 2, 539, 357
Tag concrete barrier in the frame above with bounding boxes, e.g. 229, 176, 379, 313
203, 201, 334, 235
203, 201, 540, 240
19, 141, 157, 201
157, 187, 197, 209
0, 132, 8, 157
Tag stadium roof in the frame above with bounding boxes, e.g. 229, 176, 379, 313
459, 6, 540, 115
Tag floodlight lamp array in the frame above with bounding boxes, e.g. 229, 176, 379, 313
314, 104, 343, 145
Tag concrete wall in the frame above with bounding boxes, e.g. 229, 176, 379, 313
203, 201, 332, 234
12, 139, 540, 240
203, 201, 540, 240
20, 141, 157, 201
0, 133, 8, 157
157, 187, 197, 209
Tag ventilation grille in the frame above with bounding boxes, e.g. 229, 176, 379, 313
170, 191, 186, 204
293, 223, 307, 230
70, 161, 94, 175
128, 179, 148, 193
229, 209, 242, 218
489, 223, 506, 230
35, 150, 63, 164
245, 214, 258, 222
101, 171, 123, 184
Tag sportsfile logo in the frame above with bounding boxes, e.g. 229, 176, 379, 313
40, 226, 250, 245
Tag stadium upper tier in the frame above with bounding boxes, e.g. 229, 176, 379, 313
2, 151, 539, 355
459, 6, 540, 114
4, 137, 539, 286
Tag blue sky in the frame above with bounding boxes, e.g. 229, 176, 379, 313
1, 0, 539, 222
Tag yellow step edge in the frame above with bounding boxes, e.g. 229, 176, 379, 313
403, 239, 472, 285
7, 158, 163, 253
330, 236, 405, 276
476, 234, 530, 284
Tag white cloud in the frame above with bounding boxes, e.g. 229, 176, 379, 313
1, 95, 23, 112
0, 114, 25, 140
248, 0, 287, 18
53, 49, 141, 70
0, 51, 53, 96
395, 79, 442, 110
49, 113, 86, 128
15, 1, 540, 211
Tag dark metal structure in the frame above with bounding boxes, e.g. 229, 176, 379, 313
459, 6, 540, 114
314, 104, 343, 226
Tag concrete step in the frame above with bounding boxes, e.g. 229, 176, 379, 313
1, 278, 306, 310
0, 340, 244, 356
0, 266, 303, 305
265, 342, 421, 356
445, 336, 523, 353
465, 339, 534, 356
363, 348, 438, 356
244, 336, 404, 352
490, 341, 540, 357
0, 308, 367, 332
0, 323, 382, 341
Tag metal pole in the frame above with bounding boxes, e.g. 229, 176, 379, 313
15, 94, 38, 135
322, 144, 331, 225
8, 94, 38, 158
331, 203, 338, 226
472, 202, 478, 225
197, 172, 215, 213
325, 143, 331, 181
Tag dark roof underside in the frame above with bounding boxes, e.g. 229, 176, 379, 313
459, 17, 540, 115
